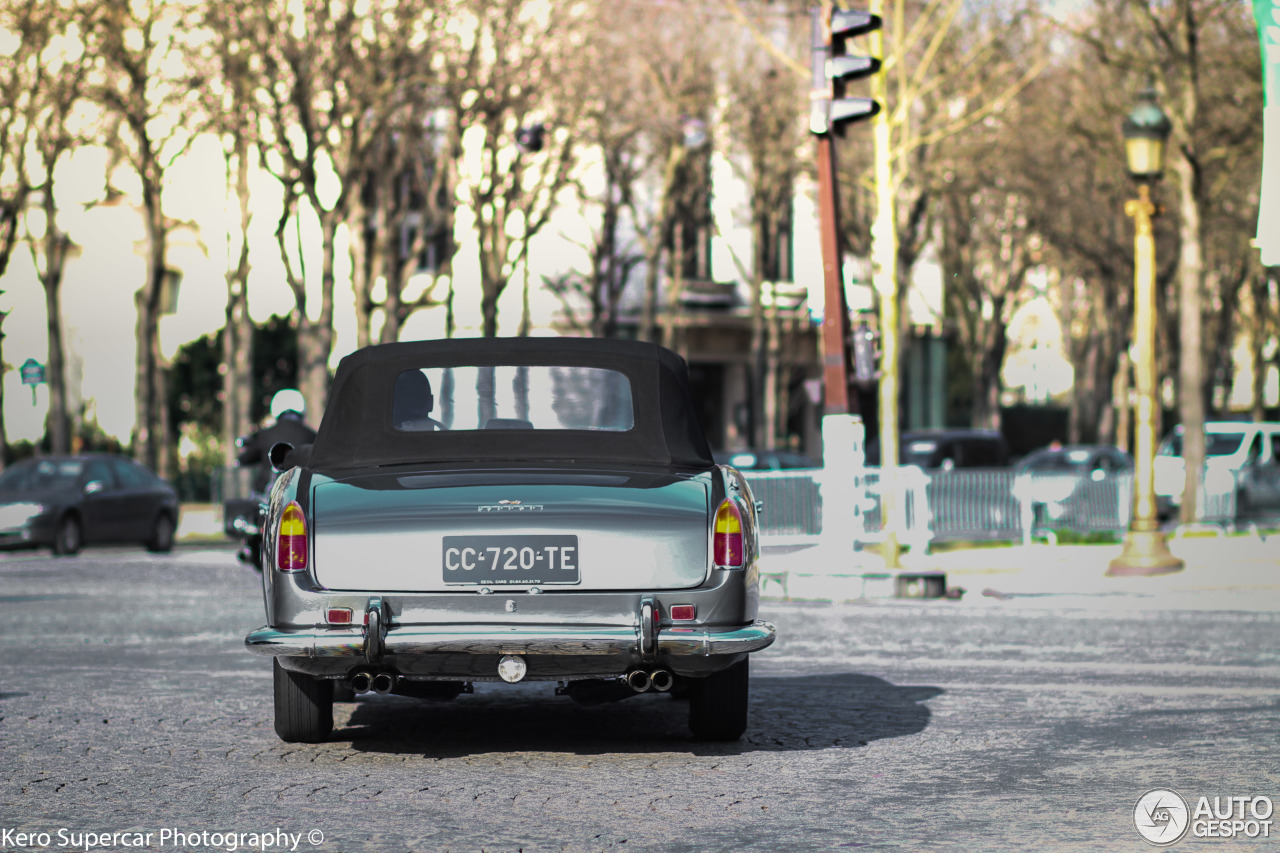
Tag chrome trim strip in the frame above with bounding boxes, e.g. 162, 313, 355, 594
245, 621, 776, 660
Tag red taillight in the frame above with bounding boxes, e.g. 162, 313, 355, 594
327, 608, 352, 625
669, 604, 696, 621
713, 498, 744, 568
277, 501, 308, 571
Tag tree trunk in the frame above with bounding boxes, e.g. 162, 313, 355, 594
749, 219, 766, 448
350, 193, 376, 350
477, 207, 509, 338
971, 330, 1007, 431
1249, 272, 1270, 422
297, 219, 340, 419
1174, 151, 1205, 524
223, 136, 254, 465
134, 195, 167, 476
41, 188, 71, 454
1114, 349, 1131, 454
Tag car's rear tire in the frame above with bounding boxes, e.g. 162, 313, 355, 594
273, 659, 333, 743
688, 657, 749, 741
53, 514, 82, 557
146, 513, 175, 553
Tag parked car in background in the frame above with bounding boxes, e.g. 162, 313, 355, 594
1013, 444, 1134, 530
1155, 421, 1280, 519
245, 337, 776, 744
867, 428, 1010, 470
0, 455, 179, 555
713, 449, 817, 470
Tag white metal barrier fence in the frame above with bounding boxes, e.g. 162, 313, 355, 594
742, 466, 1257, 551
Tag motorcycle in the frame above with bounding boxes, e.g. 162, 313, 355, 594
225, 495, 266, 569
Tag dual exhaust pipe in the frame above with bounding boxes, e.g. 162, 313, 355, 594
351, 667, 672, 696
348, 670, 396, 695
626, 668, 674, 693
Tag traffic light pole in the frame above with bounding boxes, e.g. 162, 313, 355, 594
812, 4, 871, 558
817, 132, 854, 417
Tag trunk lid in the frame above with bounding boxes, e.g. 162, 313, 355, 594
310, 467, 711, 592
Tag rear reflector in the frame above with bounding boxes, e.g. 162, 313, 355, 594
713, 498, 744, 568
277, 501, 308, 571
327, 608, 352, 625
669, 604, 696, 621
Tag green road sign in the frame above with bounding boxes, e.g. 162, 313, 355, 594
19, 358, 44, 386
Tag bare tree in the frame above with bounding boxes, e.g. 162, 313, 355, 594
354, 104, 455, 347
938, 185, 1037, 430
251, 0, 439, 415
994, 48, 1149, 444
542, 3, 653, 340
1066, 0, 1262, 521
339, 3, 450, 348
0, 0, 47, 280
21, 0, 92, 455
841, 0, 1048, 342
0, 0, 61, 463
1059, 0, 1259, 517
197, 0, 260, 458
961, 0, 1262, 455
84, 0, 203, 477
618, 2, 720, 346
438, 0, 589, 338
724, 8, 809, 448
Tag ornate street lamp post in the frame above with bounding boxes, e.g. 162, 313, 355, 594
1108, 83, 1184, 577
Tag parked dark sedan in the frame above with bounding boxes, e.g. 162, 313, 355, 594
0, 454, 179, 555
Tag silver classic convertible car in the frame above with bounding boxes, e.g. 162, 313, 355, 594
245, 337, 775, 743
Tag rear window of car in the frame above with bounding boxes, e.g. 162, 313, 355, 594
0, 459, 84, 491
393, 365, 634, 433
1025, 450, 1091, 471
901, 440, 938, 467
1161, 432, 1246, 457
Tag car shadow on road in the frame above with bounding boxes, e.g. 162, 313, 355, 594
341, 672, 942, 757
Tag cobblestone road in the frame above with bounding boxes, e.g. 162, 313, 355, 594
2, 546, 1278, 851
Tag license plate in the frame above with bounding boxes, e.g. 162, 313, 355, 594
442, 535, 580, 585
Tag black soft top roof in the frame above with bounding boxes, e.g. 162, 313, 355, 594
307, 337, 714, 470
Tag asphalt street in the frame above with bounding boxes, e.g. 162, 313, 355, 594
1, 542, 1278, 852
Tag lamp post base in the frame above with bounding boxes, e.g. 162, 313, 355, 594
1107, 528, 1184, 576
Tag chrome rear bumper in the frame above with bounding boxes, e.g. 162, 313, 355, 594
244, 620, 776, 660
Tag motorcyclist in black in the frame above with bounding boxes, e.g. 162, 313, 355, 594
237, 390, 317, 494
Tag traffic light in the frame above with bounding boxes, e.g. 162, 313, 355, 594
809, 6, 882, 135
852, 318, 880, 382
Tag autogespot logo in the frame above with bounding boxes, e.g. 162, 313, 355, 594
1134, 788, 1191, 846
